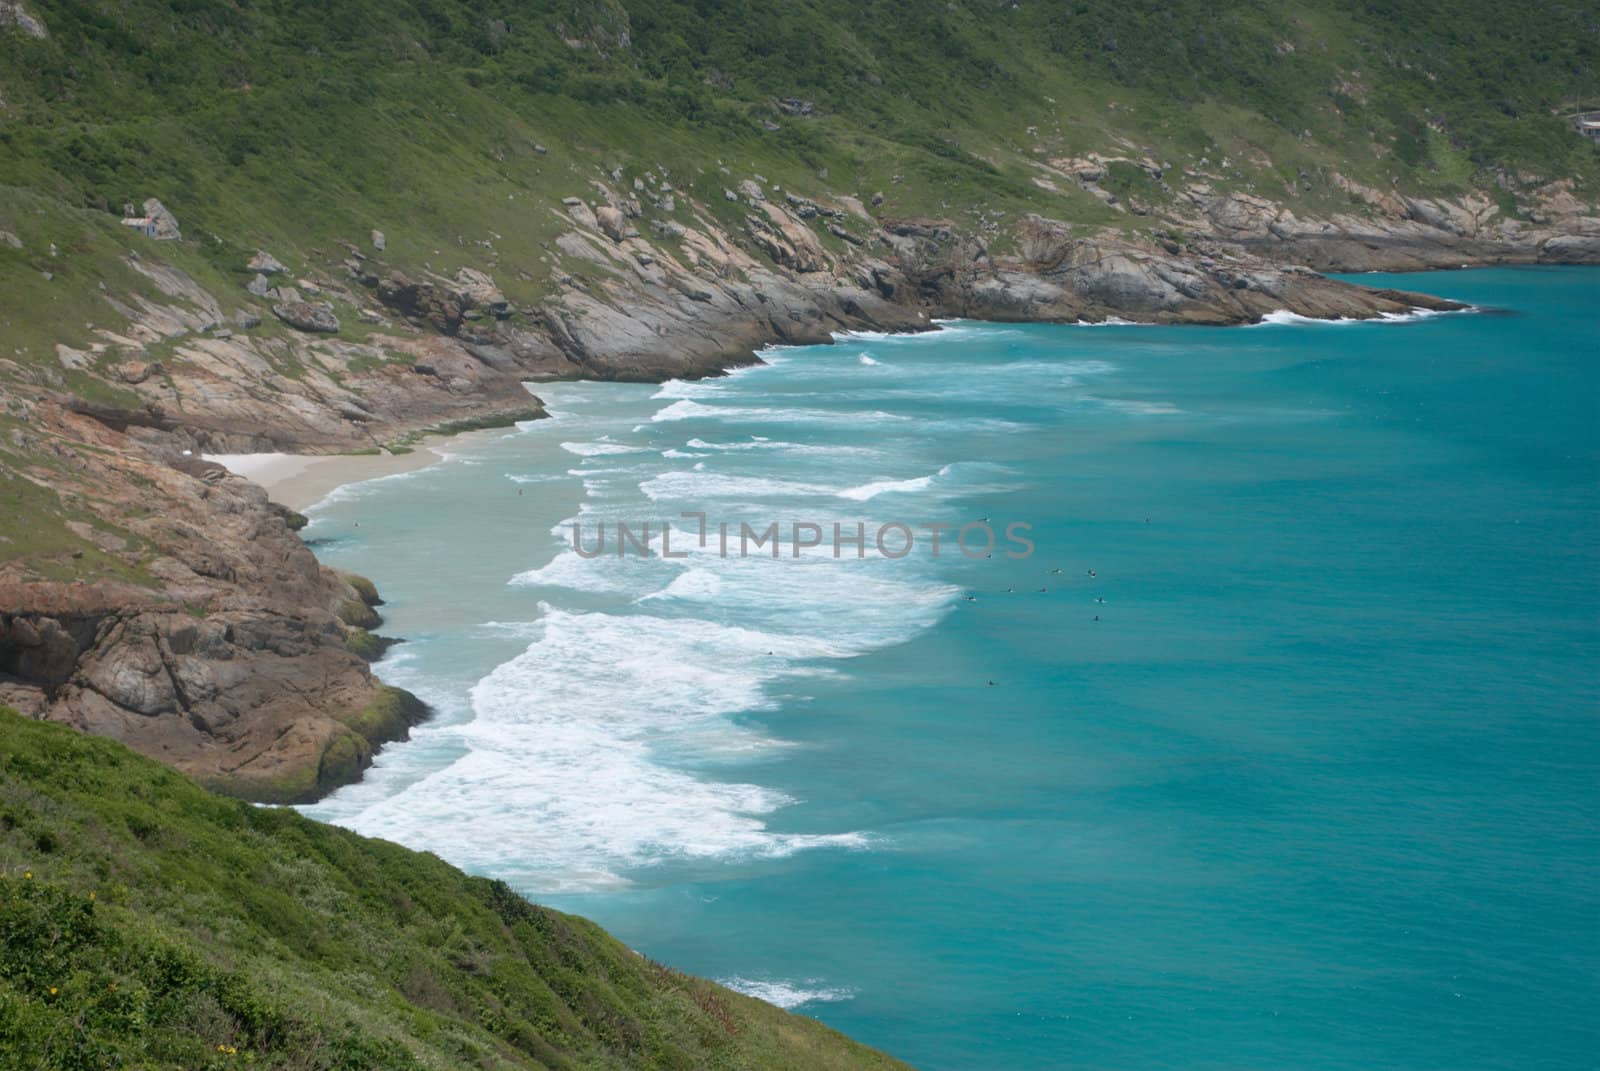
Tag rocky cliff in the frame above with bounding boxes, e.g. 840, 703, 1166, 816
2, 162, 1593, 799
3, 0, 1598, 798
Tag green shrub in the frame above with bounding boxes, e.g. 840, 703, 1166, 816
0, 707, 908, 1069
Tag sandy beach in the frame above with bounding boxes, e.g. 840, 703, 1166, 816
205, 447, 443, 511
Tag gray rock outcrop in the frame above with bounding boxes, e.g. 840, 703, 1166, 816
143, 198, 181, 240
0, 1, 46, 37
272, 302, 340, 333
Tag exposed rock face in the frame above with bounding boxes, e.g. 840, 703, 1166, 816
272, 301, 340, 333
454, 267, 510, 317
0, 410, 425, 802
1176, 180, 1600, 271
0, 1, 46, 38
378, 272, 467, 334
595, 205, 627, 242
1539, 234, 1600, 263
2, 151, 1592, 806
142, 198, 181, 240
928, 214, 1465, 325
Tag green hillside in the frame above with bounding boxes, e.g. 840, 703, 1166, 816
2, 0, 1595, 321
0, 707, 909, 1070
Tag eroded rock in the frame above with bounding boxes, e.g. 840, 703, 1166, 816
272, 302, 340, 333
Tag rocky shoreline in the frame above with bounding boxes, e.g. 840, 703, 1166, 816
1, 167, 1594, 800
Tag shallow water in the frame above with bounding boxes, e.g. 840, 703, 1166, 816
301, 267, 1600, 1070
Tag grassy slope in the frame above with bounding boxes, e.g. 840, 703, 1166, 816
0, 707, 909, 1070
3, 1, 1596, 270
0, 1, 1594, 373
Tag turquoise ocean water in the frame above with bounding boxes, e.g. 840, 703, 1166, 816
301, 267, 1599, 1070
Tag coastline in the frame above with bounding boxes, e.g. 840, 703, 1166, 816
206, 446, 444, 512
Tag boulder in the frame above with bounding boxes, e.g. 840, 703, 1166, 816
247, 251, 288, 275
272, 302, 340, 333
827, 222, 864, 246
114, 361, 159, 385
377, 272, 465, 333
454, 267, 509, 317
79, 630, 178, 717
595, 205, 627, 242
370, 229, 386, 252
1540, 234, 1600, 263
246, 273, 271, 296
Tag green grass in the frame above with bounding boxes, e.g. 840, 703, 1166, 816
0, 707, 910, 1070
0, 448, 153, 587
343, 628, 396, 663
0, 0, 1591, 420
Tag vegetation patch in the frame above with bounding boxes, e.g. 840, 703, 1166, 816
0, 708, 907, 1069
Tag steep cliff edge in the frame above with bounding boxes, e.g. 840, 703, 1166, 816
0, 401, 432, 803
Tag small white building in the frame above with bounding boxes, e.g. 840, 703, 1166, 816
1571, 112, 1600, 144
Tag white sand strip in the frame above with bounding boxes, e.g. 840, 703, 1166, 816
205, 449, 442, 512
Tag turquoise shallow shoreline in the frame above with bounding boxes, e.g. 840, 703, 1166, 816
301, 267, 1599, 1070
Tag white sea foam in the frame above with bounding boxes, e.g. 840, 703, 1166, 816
650, 399, 910, 425
640, 470, 844, 503
858, 353, 881, 366
642, 567, 724, 601
304, 320, 1041, 893
560, 440, 646, 457
836, 321, 1023, 343
837, 472, 936, 501
1254, 305, 1467, 326
1252, 309, 1362, 326
651, 378, 726, 400
685, 437, 881, 459
510, 548, 666, 594
1377, 306, 1463, 322
312, 608, 871, 890
303, 467, 429, 512
1072, 315, 1149, 326
719, 977, 857, 1009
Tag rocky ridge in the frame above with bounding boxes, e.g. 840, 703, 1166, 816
1, 160, 1595, 800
